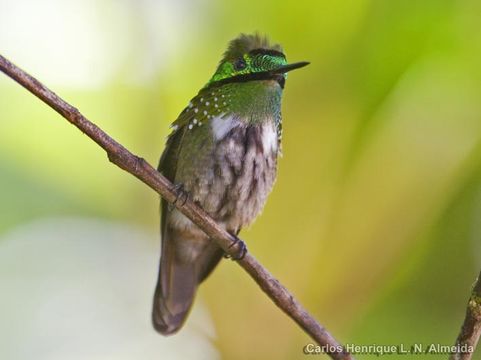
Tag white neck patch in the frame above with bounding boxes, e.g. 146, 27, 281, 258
262, 121, 278, 153
210, 114, 239, 141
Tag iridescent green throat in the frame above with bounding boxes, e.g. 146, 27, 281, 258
185, 80, 282, 126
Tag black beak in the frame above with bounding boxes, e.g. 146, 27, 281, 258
269, 61, 310, 74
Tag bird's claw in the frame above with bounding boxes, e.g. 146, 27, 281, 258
169, 184, 189, 210
224, 235, 247, 261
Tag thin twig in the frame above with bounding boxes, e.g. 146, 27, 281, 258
450, 270, 481, 360
0, 54, 352, 359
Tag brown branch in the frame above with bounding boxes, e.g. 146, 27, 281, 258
450, 270, 481, 360
0, 54, 352, 359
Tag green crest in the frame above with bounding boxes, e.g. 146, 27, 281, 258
206, 33, 288, 86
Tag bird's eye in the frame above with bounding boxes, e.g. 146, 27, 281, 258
233, 58, 246, 71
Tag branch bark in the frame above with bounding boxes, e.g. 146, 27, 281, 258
0, 54, 353, 359
450, 270, 481, 360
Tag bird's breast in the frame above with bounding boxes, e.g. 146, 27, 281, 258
188, 116, 279, 232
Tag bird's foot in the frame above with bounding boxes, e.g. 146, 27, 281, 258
224, 235, 247, 261
169, 183, 189, 211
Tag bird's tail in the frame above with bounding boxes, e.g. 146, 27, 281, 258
152, 226, 197, 335
152, 225, 224, 335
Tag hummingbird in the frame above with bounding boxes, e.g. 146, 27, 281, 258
152, 33, 308, 335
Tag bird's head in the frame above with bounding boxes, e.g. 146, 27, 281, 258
205, 33, 309, 89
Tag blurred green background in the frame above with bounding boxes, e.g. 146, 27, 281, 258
1, 0, 481, 359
